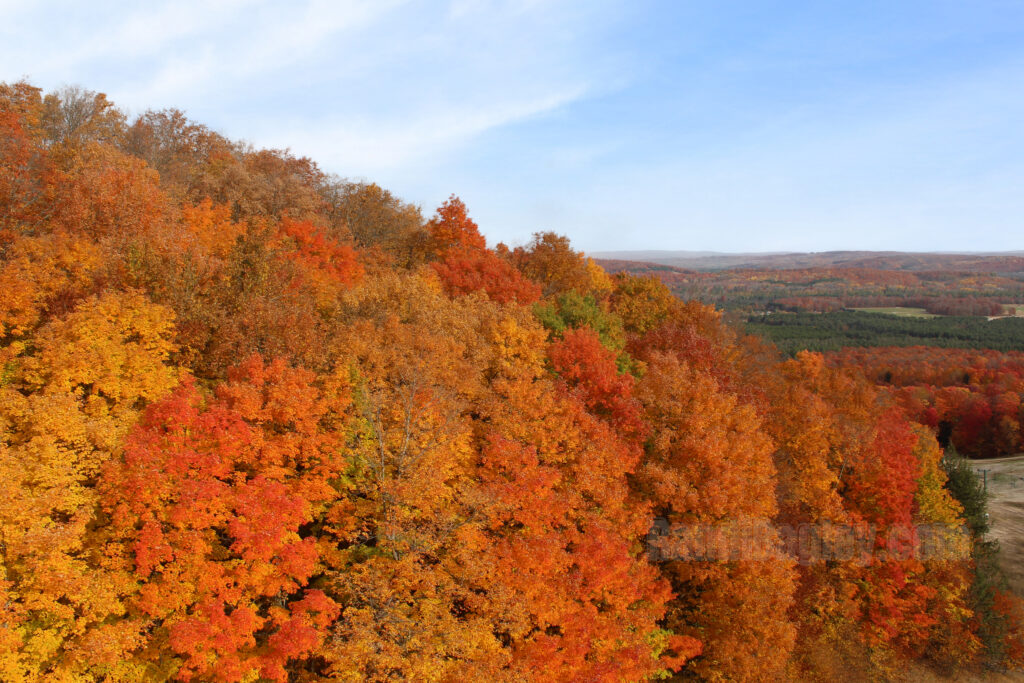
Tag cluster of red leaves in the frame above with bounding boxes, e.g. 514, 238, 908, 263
431, 246, 541, 304
277, 216, 363, 287
102, 357, 350, 681
425, 196, 541, 305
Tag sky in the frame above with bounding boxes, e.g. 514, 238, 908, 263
3, 0, 1024, 253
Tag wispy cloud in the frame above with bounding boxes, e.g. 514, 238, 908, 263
257, 84, 590, 173
131, 0, 411, 104
4, 0, 613, 176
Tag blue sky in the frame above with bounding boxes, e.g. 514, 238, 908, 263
3, 1, 1024, 252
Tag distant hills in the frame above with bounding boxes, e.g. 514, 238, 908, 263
589, 250, 1024, 273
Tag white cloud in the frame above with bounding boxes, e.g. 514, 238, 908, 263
256, 83, 589, 173
3, 0, 608, 171
130, 0, 411, 105
53, 0, 257, 66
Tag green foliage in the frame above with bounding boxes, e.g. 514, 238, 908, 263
534, 291, 624, 350
747, 311, 1024, 354
942, 444, 1012, 665
533, 291, 637, 372
942, 445, 989, 536
971, 538, 1012, 666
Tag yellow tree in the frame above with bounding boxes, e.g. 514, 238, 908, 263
322, 272, 509, 680
0, 233, 103, 346
907, 425, 979, 666
609, 272, 680, 337
0, 291, 178, 681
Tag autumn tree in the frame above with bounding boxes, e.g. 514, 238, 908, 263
323, 275, 503, 680
101, 356, 351, 682
430, 246, 541, 305
328, 182, 424, 264
120, 108, 233, 202
0, 291, 178, 681
634, 352, 796, 680
41, 86, 125, 150
512, 232, 612, 299
0, 81, 48, 239
908, 425, 978, 666
425, 194, 486, 255
46, 141, 171, 243
609, 272, 681, 337
422, 195, 541, 305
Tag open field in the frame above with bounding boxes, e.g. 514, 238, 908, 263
1000, 304, 1024, 316
971, 455, 1024, 598
851, 306, 940, 318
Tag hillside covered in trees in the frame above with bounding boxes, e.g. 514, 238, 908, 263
2, 82, 1023, 682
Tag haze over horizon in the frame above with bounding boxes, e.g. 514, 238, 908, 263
590, 249, 1024, 257
4, 0, 1024, 253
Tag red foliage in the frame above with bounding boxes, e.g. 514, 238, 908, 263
844, 409, 921, 528
277, 216, 363, 286
102, 357, 350, 681
829, 347, 1024, 457
431, 245, 541, 304
548, 327, 646, 442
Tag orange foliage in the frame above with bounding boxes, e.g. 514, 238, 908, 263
426, 194, 487, 254
180, 198, 246, 257
0, 82, 48, 238
512, 232, 610, 298
47, 142, 170, 242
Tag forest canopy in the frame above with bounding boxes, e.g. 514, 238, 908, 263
1, 81, 1022, 682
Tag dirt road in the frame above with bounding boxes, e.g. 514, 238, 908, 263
971, 455, 1024, 597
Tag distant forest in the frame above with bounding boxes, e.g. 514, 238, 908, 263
598, 259, 1024, 317
746, 311, 1024, 354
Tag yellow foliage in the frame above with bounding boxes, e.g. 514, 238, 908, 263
0, 290, 178, 681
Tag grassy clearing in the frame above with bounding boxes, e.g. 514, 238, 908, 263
1001, 303, 1024, 316
849, 306, 940, 318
